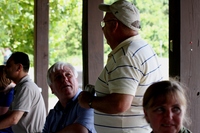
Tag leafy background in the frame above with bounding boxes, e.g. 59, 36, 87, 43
0, 0, 168, 67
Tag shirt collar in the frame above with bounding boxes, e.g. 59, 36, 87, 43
54, 89, 81, 111
109, 35, 141, 56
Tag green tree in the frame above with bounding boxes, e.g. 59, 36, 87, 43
136, 0, 168, 57
0, 0, 82, 66
0, 0, 34, 64
0, 0, 168, 66
104, 0, 169, 57
49, 0, 82, 66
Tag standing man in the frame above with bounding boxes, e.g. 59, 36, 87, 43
0, 51, 46, 133
78, 0, 163, 133
43, 62, 96, 133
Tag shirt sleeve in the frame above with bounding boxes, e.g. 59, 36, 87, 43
42, 109, 65, 133
12, 85, 33, 112
42, 111, 52, 133
75, 105, 95, 133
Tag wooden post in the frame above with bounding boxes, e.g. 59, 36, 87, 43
169, 0, 200, 132
34, 0, 49, 113
82, 0, 104, 88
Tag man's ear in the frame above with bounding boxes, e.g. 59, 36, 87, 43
17, 64, 23, 71
143, 109, 150, 123
112, 21, 119, 33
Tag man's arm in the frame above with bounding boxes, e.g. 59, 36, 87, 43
0, 107, 9, 115
43, 105, 92, 133
79, 91, 133, 114
0, 110, 24, 129
56, 123, 88, 133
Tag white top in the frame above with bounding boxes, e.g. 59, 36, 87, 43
95, 35, 163, 133
11, 75, 46, 133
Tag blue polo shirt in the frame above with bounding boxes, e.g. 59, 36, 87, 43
43, 89, 96, 133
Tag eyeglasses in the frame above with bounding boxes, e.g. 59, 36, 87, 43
100, 19, 117, 28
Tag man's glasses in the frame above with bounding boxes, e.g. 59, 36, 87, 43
100, 19, 117, 28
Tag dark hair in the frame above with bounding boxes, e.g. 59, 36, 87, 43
143, 80, 187, 109
143, 79, 191, 125
9, 52, 30, 72
0, 65, 11, 91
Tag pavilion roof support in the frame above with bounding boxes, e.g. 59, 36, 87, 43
34, 0, 49, 113
169, 0, 200, 132
82, 0, 104, 87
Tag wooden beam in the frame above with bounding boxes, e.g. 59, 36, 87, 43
34, 0, 49, 112
169, 0, 200, 132
169, 0, 180, 78
180, 0, 200, 132
82, 0, 104, 87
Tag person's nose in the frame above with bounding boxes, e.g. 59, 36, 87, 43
164, 110, 173, 119
61, 74, 68, 82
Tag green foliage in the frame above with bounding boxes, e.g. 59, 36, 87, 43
135, 0, 169, 57
0, 0, 34, 64
49, 0, 82, 66
104, 0, 169, 57
0, 0, 168, 67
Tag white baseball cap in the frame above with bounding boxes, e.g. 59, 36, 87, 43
99, 0, 140, 31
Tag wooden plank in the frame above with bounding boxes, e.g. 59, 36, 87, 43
180, 0, 200, 132
82, 0, 104, 87
169, 0, 180, 78
34, 0, 49, 112
170, 0, 200, 132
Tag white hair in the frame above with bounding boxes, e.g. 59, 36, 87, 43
47, 61, 78, 86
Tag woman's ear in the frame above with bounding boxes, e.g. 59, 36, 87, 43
50, 85, 54, 94
144, 109, 150, 123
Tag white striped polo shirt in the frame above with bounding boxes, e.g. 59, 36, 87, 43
95, 35, 163, 133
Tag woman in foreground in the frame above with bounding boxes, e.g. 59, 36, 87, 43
143, 80, 192, 133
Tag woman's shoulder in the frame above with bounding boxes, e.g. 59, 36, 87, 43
180, 127, 192, 133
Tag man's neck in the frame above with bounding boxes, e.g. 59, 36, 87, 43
14, 73, 28, 84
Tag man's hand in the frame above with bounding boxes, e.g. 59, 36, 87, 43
78, 91, 94, 109
79, 92, 134, 114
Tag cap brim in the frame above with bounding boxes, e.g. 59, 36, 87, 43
98, 3, 111, 12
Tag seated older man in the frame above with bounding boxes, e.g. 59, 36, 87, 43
43, 61, 96, 133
